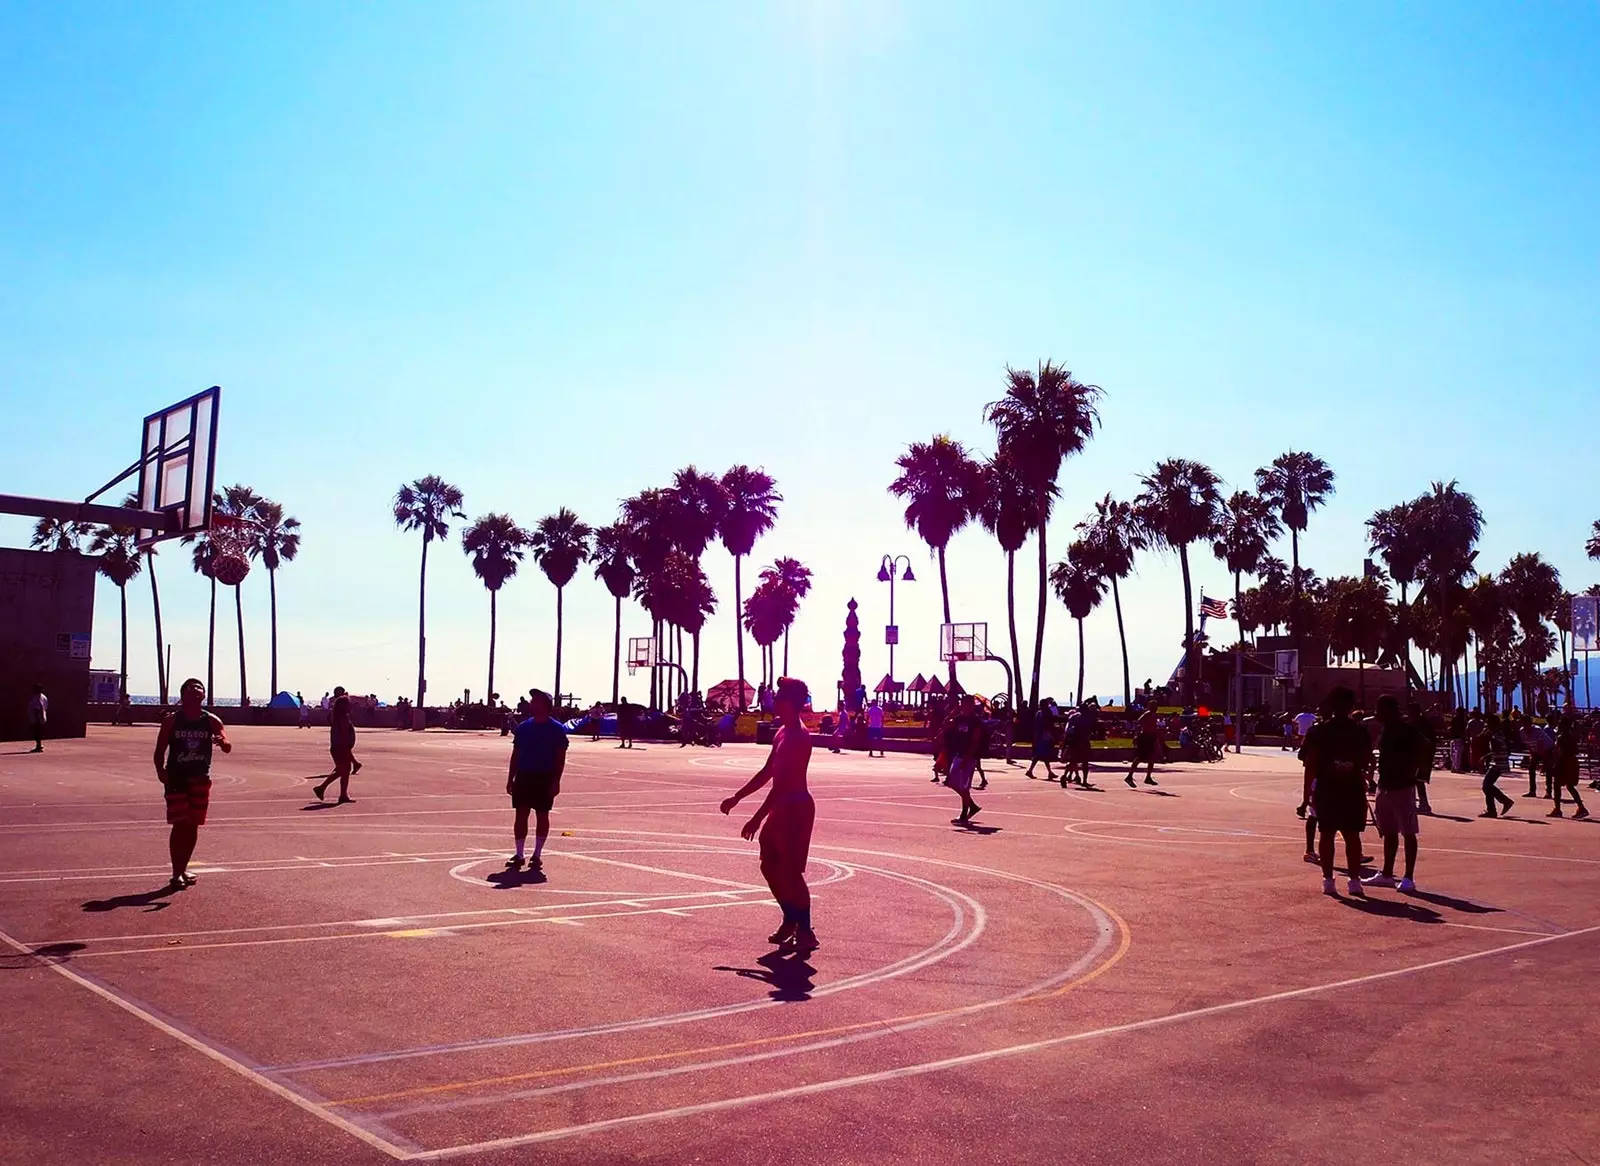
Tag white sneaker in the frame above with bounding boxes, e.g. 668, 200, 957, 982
1322, 877, 1337, 895
1347, 878, 1366, 897
1362, 873, 1399, 888
1398, 877, 1416, 892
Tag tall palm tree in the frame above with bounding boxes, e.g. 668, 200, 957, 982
668, 466, 729, 561
87, 522, 142, 707
744, 580, 793, 687
666, 554, 717, 691
114, 491, 169, 706
984, 361, 1102, 711
720, 466, 781, 708
759, 557, 813, 675
1464, 573, 1508, 710
592, 524, 636, 704
1075, 493, 1147, 708
393, 475, 466, 718
623, 489, 679, 709
888, 435, 984, 682
1254, 451, 1335, 657
1587, 520, 1600, 562
1500, 552, 1562, 709
247, 498, 301, 698
1366, 499, 1426, 691
1049, 543, 1107, 706
1212, 491, 1281, 748
461, 513, 529, 701
530, 508, 594, 707
1553, 591, 1575, 707
1135, 459, 1223, 707
214, 484, 262, 705
29, 517, 83, 553
1324, 575, 1392, 703
181, 529, 218, 701
976, 453, 1044, 710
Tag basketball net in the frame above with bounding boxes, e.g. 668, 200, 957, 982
208, 513, 253, 587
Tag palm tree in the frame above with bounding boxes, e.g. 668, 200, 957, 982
1500, 552, 1562, 709
668, 467, 729, 561
759, 557, 813, 675
1366, 500, 1426, 691
1553, 591, 1575, 707
114, 491, 170, 706
984, 361, 1102, 711
247, 499, 301, 698
29, 517, 83, 553
393, 476, 466, 718
1135, 459, 1223, 707
1212, 491, 1281, 748
1587, 520, 1600, 562
888, 435, 984, 682
181, 529, 218, 701
976, 453, 1044, 710
1049, 543, 1107, 706
720, 466, 781, 708
1075, 493, 1147, 709
87, 521, 142, 707
744, 580, 793, 687
622, 488, 679, 709
1413, 481, 1483, 697
215, 484, 262, 705
1464, 574, 1508, 710
1324, 575, 1392, 703
530, 508, 594, 707
666, 555, 717, 691
592, 524, 636, 703
461, 514, 529, 702
1254, 451, 1335, 657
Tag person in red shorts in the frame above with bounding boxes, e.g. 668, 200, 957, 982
152, 678, 231, 890
721, 677, 818, 954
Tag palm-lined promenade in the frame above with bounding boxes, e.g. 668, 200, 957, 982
31, 365, 1600, 729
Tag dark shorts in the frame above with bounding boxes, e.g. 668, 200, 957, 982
1313, 783, 1367, 836
868, 727, 884, 741
329, 745, 355, 772
511, 770, 559, 813
1135, 734, 1158, 762
1031, 738, 1054, 762
1068, 737, 1092, 762
163, 776, 212, 826
760, 794, 815, 873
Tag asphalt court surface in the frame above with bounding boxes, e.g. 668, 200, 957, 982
2, 727, 1597, 1164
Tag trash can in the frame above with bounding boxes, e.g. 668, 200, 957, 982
755, 720, 776, 745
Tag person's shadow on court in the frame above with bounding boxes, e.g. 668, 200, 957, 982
1338, 896, 1443, 924
714, 950, 816, 1002
1404, 888, 1501, 915
486, 867, 548, 888
82, 886, 176, 913
951, 818, 1002, 834
1, 942, 86, 970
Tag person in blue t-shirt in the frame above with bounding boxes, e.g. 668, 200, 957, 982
505, 689, 569, 871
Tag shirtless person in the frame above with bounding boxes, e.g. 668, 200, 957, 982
721, 677, 818, 954
153, 678, 232, 889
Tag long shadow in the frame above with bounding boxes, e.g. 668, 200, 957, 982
951, 819, 1002, 835
713, 950, 817, 1002
486, 867, 548, 888
0, 941, 87, 970
300, 802, 339, 812
1404, 888, 1501, 915
1422, 811, 1475, 824
82, 886, 177, 913
1141, 789, 1180, 798
1339, 895, 1443, 924
1, 748, 46, 755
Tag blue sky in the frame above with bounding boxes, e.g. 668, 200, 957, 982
3, 1, 1597, 705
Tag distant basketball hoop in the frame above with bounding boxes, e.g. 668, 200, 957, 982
627, 636, 657, 678
207, 513, 252, 587
939, 621, 988, 663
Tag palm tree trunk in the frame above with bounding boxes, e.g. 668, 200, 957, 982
118, 583, 129, 707
416, 536, 430, 719
1398, 582, 1410, 694
938, 543, 955, 685
733, 555, 745, 707
148, 556, 167, 705
782, 626, 791, 676
1289, 527, 1302, 655
554, 585, 565, 706
692, 631, 701, 692
1031, 501, 1048, 710
1112, 575, 1131, 710
1075, 616, 1086, 707
1005, 548, 1022, 712
488, 588, 498, 700
233, 583, 247, 706
1179, 544, 1196, 706
611, 594, 622, 705
1357, 653, 1367, 705
206, 576, 216, 706
1233, 569, 1245, 752
268, 565, 280, 697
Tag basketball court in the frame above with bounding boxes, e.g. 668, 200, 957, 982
2, 729, 1596, 1164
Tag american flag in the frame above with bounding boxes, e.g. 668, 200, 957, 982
1199, 596, 1229, 620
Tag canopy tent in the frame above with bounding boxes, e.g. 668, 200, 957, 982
705, 679, 755, 709
267, 691, 301, 710
926, 676, 946, 695
907, 674, 928, 693
873, 673, 903, 695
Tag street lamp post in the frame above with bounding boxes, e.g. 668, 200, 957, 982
877, 554, 915, 696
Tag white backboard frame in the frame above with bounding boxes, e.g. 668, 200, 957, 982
136, 386, 220, 548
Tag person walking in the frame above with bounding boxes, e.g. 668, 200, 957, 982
1521, 720, 1556, 798
152, 678, 231, 890
26, 684, 48, 753
616, 697, 636, 749
1364, 695, 1425, 892
1126, 706, 1161, 787
1550, 714, 1591, 819
720, 677, 818, 954
1300, 686, 1372, 897
1026, 700, 1057, 781
314, 687, 361, 803
1407, 701, 1436, 815
505, 690, 569, 871
943, 696, 984, 823
866, 699, 886, 758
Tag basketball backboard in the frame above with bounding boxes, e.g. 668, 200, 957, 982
940, 621, 987, 662
627, 636, 658, 674
136, 386, 220, 547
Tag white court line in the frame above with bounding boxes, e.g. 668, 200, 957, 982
558, 851, 762, 890
0, 924, 415, 1160
407, 923, 1600, 1158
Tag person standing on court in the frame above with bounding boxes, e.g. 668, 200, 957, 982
1300, 686, 1372, 897
720, 677, 818, 953
506, 689, 569, 871
943, 696, 985, 823
27, 684, 48, 753
1126, 705, 1161, 787
314, 686, 360, 803
1549, 714, 1590, 819
152, 678, 231, 890
1364, 695, 1425, 892
866, 699, 886, 758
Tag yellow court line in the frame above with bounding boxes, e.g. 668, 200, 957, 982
324, 900, 1132, 1108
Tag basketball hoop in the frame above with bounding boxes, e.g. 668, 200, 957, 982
207, 514, 253, 587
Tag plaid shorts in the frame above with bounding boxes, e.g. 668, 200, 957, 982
163, 776, 212, 826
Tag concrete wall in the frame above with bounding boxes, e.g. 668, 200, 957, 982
0, 548, 97, 742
